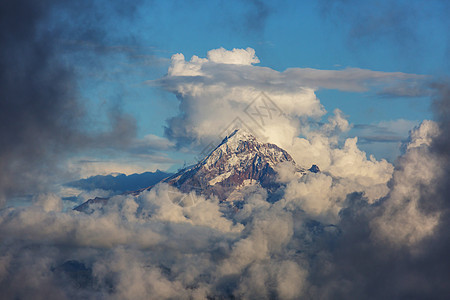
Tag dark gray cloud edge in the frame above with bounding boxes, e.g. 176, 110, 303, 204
0, 0, 145, 206
1, 1, 450, 299
307, 83, 450, 299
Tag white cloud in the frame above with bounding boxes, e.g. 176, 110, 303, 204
32, 193, 63, 212
405, 119, 439, 150
154, 48, 424, 179
142, 134, 175, 149
0, 117, 446, 298
277, 111, 394, 217
372, 121, 441, 246
207, 47, 260, 65
0, 47, 444, 299
152, 48, 405, 225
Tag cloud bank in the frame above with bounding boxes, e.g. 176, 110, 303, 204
0, 117, 448, 299
1, 47, 449, 299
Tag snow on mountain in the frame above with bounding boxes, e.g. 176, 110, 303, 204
75, 129, 316, 212
161, 129, 307, 200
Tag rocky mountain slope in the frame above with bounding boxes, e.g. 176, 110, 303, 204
161, 129, 306, 200
75, 129, 317, 211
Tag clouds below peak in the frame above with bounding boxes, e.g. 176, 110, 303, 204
1, 118, 449, 298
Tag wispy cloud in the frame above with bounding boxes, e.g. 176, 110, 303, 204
352, 119, 419, 144
155, 54, 428, 95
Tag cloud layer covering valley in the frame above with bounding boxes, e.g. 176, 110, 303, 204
1, 47, 449, 299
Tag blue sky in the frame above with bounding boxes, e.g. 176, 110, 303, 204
52, 0, 449, 176
3, 1, 450, 296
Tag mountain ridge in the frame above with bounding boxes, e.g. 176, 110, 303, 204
74, 129, 317, 212
162, 129, 305, 200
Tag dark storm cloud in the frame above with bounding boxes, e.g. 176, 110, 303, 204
301, 83, 450, 299
0, 0, 79, 204
308, 196, 442, 299
431, 80, 450, 156
427, 80, 450, 213
0, 78, 449, 299
309, 2, 450, 297
1, 1, 449, 298
0, 0, 141, 206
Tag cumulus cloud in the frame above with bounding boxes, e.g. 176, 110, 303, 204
153, 48, 398, 225
153, 47, 426, 154
404, 119, 439, 150
274, 109, 394, 220
0, 180, 316, 299
277, 136, 393, 223
372, 121, 442, 246
1, 44, 449, 299
1, 114, 449, 298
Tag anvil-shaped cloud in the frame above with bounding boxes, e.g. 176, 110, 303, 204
152, 47, 428, 150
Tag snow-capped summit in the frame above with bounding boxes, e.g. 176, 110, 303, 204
203, 128, 294, 170
75, 128, 317, 212
162, 128, 306, 200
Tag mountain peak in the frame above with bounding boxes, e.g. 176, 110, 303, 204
201, 128, 292, 171
163, 128, 305, 200
75, 129, 317, 212
206, 128, 258, 157
223, 128, 256, 142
